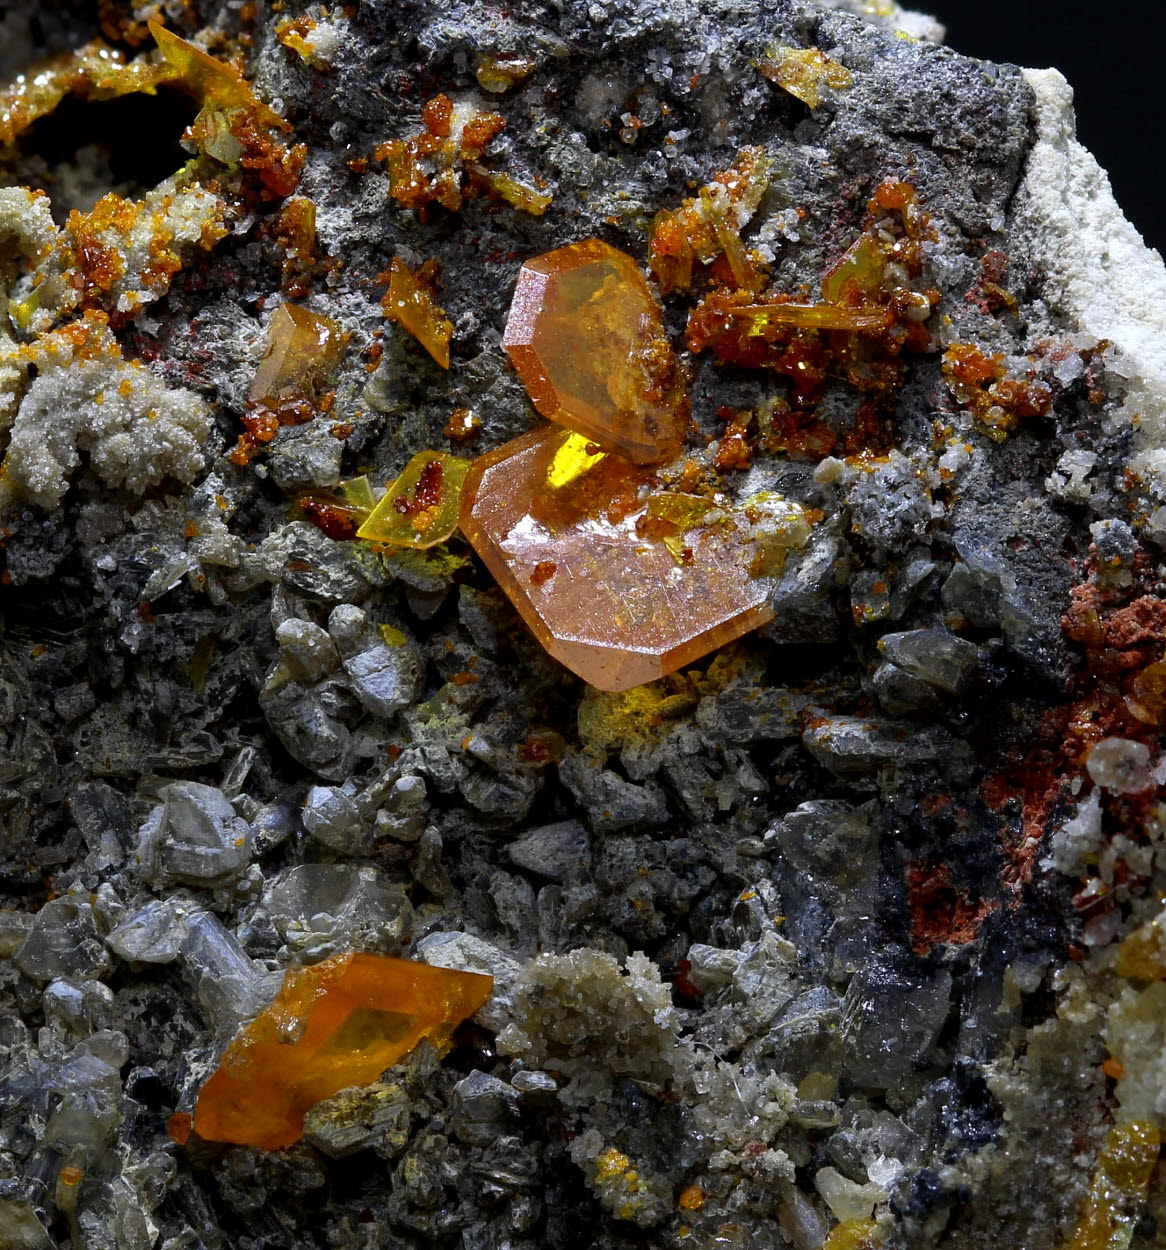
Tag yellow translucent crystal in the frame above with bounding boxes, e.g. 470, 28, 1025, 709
340, 475, 377, 512
1062, 1122, 1160, 1250
193, 952, 493, 1150
822, 234, 887, 304
249, 303, 344, 406
503, 239, 686, 465
149, 21, 275, 118
822, 1219, 885, 1250
357, 451, 471, 548
1116, 914, 1166, 981
383, 258, 454, 368
757, 44, 853, 108
460, 425, 773, 691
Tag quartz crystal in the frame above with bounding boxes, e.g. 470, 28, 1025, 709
502, 239, 686, 464
460, 425, 773, 691
192, 952, 493, 1149
356, 451, 470, 548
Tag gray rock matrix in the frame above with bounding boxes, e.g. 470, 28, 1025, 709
3, 0, 1166, 1247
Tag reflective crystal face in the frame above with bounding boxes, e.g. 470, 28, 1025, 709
356, 451, 470, 548
460, 426, 774, 692
193, 953, 493, 1149
502, 239, 686, 465
248, 303, 344, 406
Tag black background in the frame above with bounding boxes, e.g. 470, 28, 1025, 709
924, 0, 1162, 255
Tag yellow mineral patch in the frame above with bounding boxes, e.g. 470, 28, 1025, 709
357, 451, 471, 549
757, 44, 853, 109
1061, 1122, 1160, 1250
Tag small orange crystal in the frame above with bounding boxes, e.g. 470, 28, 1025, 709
193, 952, 493, 1150
460, 426, 773, 691
249, 303, 344, 407
382, 258, 454, 368
503, 239, 686, 465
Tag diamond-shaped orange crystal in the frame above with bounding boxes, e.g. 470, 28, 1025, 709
502, 239, 686, 465
460, 426, 774, 691
249, 303, 344, 406
192, 953, 492, 1149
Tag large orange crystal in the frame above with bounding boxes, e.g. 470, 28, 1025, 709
502, 239, 686, 465
460, 426, 774, 691
192, 953, 492, 1149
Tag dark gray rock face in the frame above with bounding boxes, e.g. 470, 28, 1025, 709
3, 0, 1166, 1248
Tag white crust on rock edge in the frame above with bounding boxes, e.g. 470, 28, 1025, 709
1013, 69, 1166, 498
815, 0, 945, 42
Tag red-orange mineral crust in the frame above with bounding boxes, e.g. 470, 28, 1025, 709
503, 239, 687, 465
460, 425, 773, 691
192, 953, 493, 1150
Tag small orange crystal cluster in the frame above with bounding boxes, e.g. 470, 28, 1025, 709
375, 93, 550, 217
190, 952, 492, 1150
232, 303, 345, 464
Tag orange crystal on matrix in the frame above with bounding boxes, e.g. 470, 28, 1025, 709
192, 953, 493, 1150
249, 303, 344, 407
503, 239, 687, 465
460, 426, 773, 692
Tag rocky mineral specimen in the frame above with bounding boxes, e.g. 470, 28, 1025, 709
5, 0, 1166, 1247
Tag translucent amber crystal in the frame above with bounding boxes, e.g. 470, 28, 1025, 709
357, 451, 470, 548
249, 304, 344, 407
821, 1218, 884, 1249
460, 426, 773, 692
1116, 915, 1166, 981
757, 44, 853, 108
503, 239, 686, 465
382, 258, 454, 368
192, 952, 492, 1149
728, 302, 893, 333
1062, 1122, 1160, 1250
822, 234, 887, 304
150, 21, 276, 119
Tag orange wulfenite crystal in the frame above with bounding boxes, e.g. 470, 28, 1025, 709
192, 953, 493, 1150
503, 239, 687, 465
249, 303, 344, 407
382, 258, 454, 368
460, 426, 773, 691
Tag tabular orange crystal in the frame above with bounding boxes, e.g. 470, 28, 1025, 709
382, 258, 454, 368
249, 303, 344, 407
193, 953, 493, 1150
503, 239, 687, 465
460, 426, 773, 692
357, 451, 470, 548
150, 21, 277, 120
